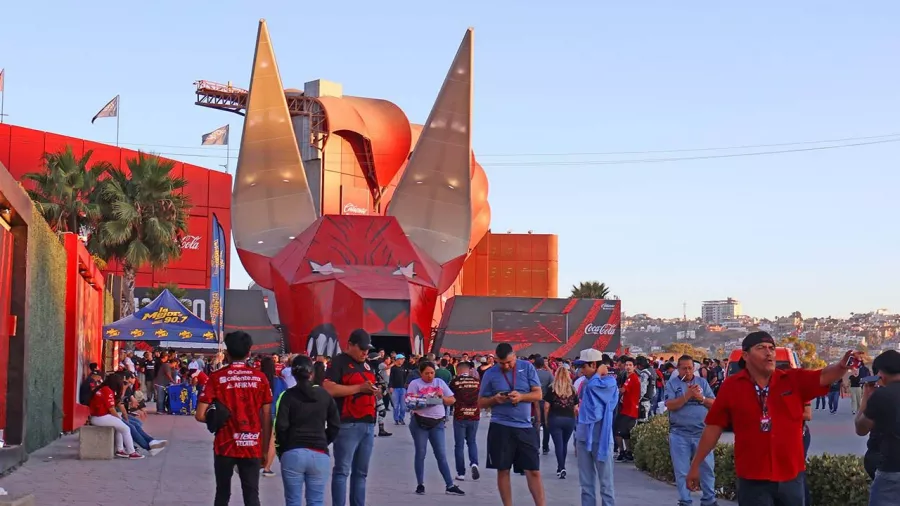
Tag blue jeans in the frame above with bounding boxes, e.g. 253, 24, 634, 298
452, 419, 479, 476
331, 422, 374, 506
670, 432, 716, 505
391, 388, 407, 423
548, 414, 576, 472
281, 448, 331, 506
652, 387, 664, 415
409, 416, 453, 488
871, 471, 900, 506
827, 390, 840, 412
576, 439, 615, 506
125, 417, 153, 451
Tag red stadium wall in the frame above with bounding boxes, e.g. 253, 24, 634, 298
0, 124, 232, 289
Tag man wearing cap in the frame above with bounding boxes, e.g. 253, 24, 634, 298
323, 329, 380, 506
687, 331, 859, 505
389, 354, 408, 425
854, 349, 900, 504
574, 348, 618, 505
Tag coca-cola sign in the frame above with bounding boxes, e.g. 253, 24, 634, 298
584, 323, 616, 335
181, 235, 202, 250
342, 203, 368, 215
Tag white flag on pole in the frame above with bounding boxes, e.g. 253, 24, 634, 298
91, 95, 119, 124
201, 125, 230, 146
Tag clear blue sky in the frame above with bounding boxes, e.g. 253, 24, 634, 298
2, 1, 898, 319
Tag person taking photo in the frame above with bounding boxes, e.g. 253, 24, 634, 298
854, 349, 900, 505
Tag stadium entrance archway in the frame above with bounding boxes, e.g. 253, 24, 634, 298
371, 334, 411, 357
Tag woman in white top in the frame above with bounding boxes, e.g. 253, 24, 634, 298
405, 361, 465, 496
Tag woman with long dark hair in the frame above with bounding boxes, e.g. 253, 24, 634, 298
405, 361, 464, 496
89, 373, 144, 459
312, 362, 326, 386
275, 355, 340, 506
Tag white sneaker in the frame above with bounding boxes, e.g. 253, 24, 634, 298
149, 439, 167, 449
150, 448, 165, 456
455, 475, 465, 481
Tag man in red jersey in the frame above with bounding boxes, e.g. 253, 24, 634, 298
615, 356, 640, 462
196, 331, 273, 506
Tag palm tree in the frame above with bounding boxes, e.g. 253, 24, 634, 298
91, 152, 191, 317
570, 281, 611, 299
22, 146, 111, 234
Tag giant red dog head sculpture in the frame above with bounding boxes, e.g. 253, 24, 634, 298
231, 21, 485, 356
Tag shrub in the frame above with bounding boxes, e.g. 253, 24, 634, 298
807, 454, 869, 506
632, 415, 869, 505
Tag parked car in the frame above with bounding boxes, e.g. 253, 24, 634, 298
725, 347, 801, 377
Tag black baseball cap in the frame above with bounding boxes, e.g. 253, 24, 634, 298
348, 329, 374, 350
738, 331, 776, 368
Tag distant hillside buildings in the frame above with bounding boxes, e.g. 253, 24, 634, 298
701, 298, 742, 324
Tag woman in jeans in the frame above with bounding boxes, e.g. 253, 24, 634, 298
405, 361, 465, 496
275, 355, 340, 506
261, 356, 286, 478
544, 366, 578, 478
88, 373, 144, 459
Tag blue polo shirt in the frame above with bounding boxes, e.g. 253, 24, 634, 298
478, 360, 541, 429
664, 374, 715, 438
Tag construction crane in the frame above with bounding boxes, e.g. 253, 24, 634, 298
193, 80, 329, 144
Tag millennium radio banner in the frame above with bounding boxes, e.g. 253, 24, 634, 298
210, 213, 227, 341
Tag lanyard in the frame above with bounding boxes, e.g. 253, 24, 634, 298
754, 384, 769, 417
501, 362, 516, 391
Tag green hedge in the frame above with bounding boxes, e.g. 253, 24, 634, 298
632, 415, 870, 506
24, 220, 67, 452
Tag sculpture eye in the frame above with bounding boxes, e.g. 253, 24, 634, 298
310, 261, 344, 275
393, 262, 415, 278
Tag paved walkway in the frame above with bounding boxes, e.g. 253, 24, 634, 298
0, 412, 730, 505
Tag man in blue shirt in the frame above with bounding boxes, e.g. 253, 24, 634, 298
665, 355, 717, 506
478, 343, 546, 506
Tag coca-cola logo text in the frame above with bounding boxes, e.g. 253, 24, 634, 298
181, 235, 201, 250
342, 203, 368, 215
584, 323, 616, 335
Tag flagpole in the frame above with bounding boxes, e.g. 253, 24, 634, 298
116, 95, 120, 147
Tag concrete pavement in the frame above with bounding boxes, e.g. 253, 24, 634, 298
0, 412, 731, 505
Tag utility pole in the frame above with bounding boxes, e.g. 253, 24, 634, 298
682, 302, 688, 341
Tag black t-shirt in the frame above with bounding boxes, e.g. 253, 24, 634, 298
544, 388, 578, 418
325, 353, 376, 423
864, 382, 900, 472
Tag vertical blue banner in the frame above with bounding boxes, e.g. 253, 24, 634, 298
210, 214, 227, 342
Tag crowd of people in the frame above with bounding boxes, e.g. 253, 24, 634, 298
84, 328, 900, 506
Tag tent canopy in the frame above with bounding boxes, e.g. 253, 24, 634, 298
103, 289, 216, 343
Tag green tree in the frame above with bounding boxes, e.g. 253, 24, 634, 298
139, 283, 188, 309
23, 146, 111, 234
665, 342, 708, 360
570, 281, 611, 299
778, 336, 826, 369
91, 153, 190, 317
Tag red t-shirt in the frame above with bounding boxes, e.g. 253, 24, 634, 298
89, 386, 116, 417
619, 372, 641, 418
194, 371, 209, 389
199, 362, 273, 458
275, 363, 284, 375
705, 368, 827, 482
